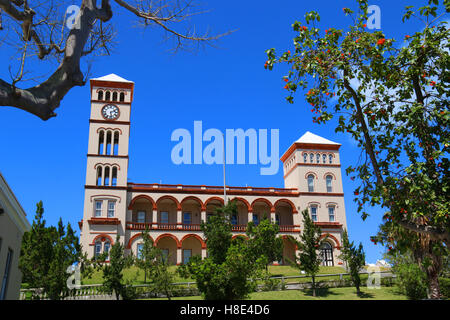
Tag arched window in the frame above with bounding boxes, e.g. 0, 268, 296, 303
320, 242, 334, 266
112, 91, 118, 101
329, 154, 333, 164
303, 153, 307, 163
98, 130, 104, 154
310, 154, 314, 163
94, 241, 102, 259
322, 154, 327, 163
113, 131, 119, 155
307, 174, 315, 192
119, 92, 125, 102
316, 154, 320, 163
326, 175, 333, 192
105, 91, 111, 101
104, 166, 110, 186
96, 167, 102, 186
111, 167, 118, 187
106, 131, 112, 155
98, 90, 104, 100
104, 241, 111, 260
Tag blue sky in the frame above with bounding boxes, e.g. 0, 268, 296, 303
0, 0, 445, 264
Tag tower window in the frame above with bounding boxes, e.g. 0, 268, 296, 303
112, 92, 118, 101
328, 206, 335, 222
310, 154, 314, 163
113, 131, 119, 156
329, 154, 333, 164
96, 167, 103, 186
326, 175, 333, 192
119, 92, 125, 102
98, 90, 104, 100
303, 154, 307, 163
316, 154, 320, 163
310, 206, 318, 222
111, 167, 117, 186
107, 201, 115, 218
105, 91, 111, 101
95, 200, 102, 217
98, 130, 105, 155
323, 154, 327, 163
307, 174, 315, 192
104, 166, 110, 186
106, 131, 112, 155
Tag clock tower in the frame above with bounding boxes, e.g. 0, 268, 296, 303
80, 74, 134, 258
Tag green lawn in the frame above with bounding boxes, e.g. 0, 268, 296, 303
144, 286, 407, 300
80, 265, 347, 285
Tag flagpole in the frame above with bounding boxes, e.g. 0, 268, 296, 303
222, 133, 227, 204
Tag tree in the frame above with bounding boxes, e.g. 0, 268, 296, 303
246, 215, 283, 271
19, 201, 81, 300
287, 209, 326, 297
266, 0, 449, 299
150, 249, 175, 300
133, 227, 156, 284
99, 235, 134, 300
0, 0, 232, 120
339, 229, 365, 295
178, 201, 265, 300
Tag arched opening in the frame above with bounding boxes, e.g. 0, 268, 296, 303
129, 196, 155, 226
98, 130, 105, 154
156, 197, 179, 229
111, 167, 118, 187
112, 91, 118, 101
104, 166, 110, 186
230, 198, 250, 228
320, 242, 334, 266
113, 131, 119, 155
274, 200, 294, 231
106, 131, 112, 155
119, 92, 125, 102
181, 235, 203, 264
105, 91, 111, 101
251, 199, 273, 225
205, 197, 224, 222
282, 237, 296, 265
98, 90, 104, 100
155, 235, 179, 265
181, 197, 203, 228
96, 166, 102, 186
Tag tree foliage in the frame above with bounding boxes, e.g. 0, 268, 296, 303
0, 0, 232, 119
339, 229, 365, 295
246, 215, 283, 270
287, 209, 326, 297
178, 201, 265, 300
19, 201, 81, 300
266, 0, 449, 299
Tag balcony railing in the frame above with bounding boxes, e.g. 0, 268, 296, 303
126, 221, 300, 233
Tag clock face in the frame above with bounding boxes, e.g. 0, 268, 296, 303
102, 104, 119, 120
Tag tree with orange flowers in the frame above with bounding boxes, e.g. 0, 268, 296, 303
266, 0, 449, 299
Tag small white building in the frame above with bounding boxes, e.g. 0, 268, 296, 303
0, 172, 31, 300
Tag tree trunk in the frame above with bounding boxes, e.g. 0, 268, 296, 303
312, 275, 316, 297
426, 270, 441, 299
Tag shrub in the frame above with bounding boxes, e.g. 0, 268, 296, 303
394, 263, 428, 300
439, 278, 450, 299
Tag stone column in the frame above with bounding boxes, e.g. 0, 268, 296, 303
201, 248, 207, 259
177, 209, 182, 229
152, 209, 158, 229
201, 210, 206, 223
176, 248, 182, 265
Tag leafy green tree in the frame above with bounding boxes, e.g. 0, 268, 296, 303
179, 201, 265, 300
246, 215, 283, 271
134, 227, 156, 284
19, 201, 81, 300
266, 0, 449, 299
339, 229, 365, 295
99, 235, 134, 300
150, 249, 175, 300
287, 209, 326, 297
